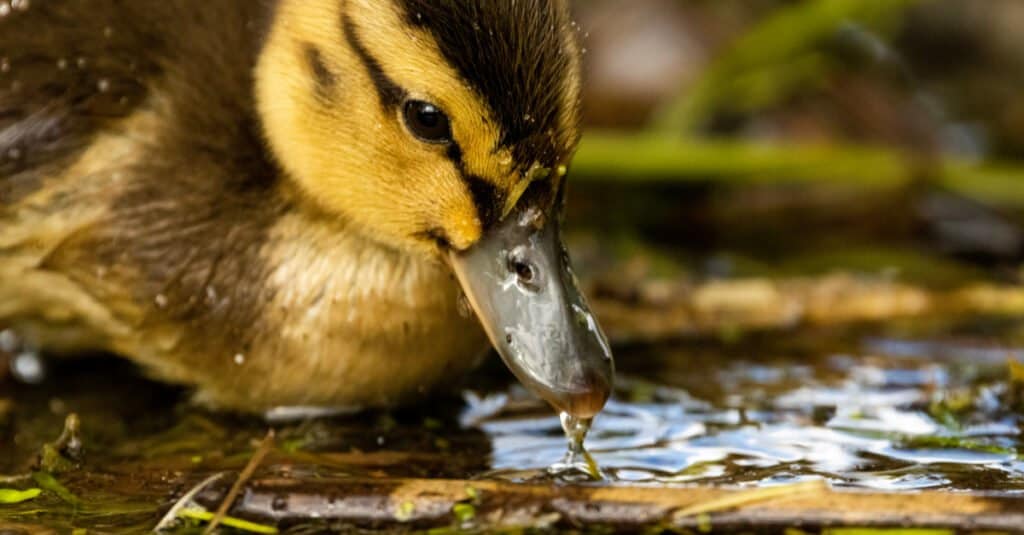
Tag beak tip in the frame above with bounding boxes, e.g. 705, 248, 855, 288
548, 369, 614, 419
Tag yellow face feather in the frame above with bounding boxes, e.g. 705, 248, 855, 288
256, 0, 580, 258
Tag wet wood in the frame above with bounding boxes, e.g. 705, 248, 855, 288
190, 477, 1024, 532
594, 275, 1024, 342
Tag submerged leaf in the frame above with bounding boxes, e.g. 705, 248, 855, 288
0, 487, 42, 504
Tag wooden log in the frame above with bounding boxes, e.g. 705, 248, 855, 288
191, 477, 1024, 532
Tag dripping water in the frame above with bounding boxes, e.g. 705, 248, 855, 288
548, 412, 603, 480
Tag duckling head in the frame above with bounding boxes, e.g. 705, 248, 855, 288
256, 0, 613, 418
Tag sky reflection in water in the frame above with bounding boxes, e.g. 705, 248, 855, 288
466, 335, 1024, 492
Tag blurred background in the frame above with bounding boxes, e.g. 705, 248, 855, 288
565, 0, 1024, 344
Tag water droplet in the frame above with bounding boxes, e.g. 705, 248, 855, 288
549, 412, 602, 480
10, 0, 28, 11
154, 293, 168, 308
103, 26, 113, 38
0, 3, 10, 17
0, 58, 10, 73
234, 353, 245, 365
97, 78, 110, 92
56, 58, 68, 70
76, 57, 87, 69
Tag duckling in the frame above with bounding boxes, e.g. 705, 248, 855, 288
0, 0, 614, 417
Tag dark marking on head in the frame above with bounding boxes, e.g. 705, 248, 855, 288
342, 13, 405, 109
303, 43, 336, 101
445, 142, 463, 164
441, 138, 504, 230
397, 1, 580, 171
464, 175, 502, 229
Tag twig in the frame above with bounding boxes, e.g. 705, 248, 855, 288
204, 429, 275, 535
672, 479, 828, 519
153, 472, 227, 532
0, 473, 32, 485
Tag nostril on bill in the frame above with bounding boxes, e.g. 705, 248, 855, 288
513, 260, 535, 283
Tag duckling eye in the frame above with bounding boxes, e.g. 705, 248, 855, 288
403, 100, 452, 144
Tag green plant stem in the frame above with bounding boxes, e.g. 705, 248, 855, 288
573, 132, 1024, 207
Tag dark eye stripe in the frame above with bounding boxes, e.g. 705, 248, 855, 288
341, 14, 405, 109
444, 143, 504, 229
464, 174, 502, 229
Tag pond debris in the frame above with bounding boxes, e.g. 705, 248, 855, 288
179, 508, 278, 534
38, 413, 83, 473
452, 502, 476, 524
395, 500, 416, 522
672, 479, 829, 520
0, 473, 31, 485
203, 429, 275, 535
0, 487, 41, 504
32, 471, 80, 506
590, 270, 1024, 344
154, 472, 226, 533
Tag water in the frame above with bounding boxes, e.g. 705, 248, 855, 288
3, 319, 1024, 532
547, 412, 603, 480
469, 322, 1024, 491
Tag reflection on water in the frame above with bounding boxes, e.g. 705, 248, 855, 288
468, 331, 1024, 492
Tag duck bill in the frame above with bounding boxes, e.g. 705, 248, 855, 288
449, 208, 614, 419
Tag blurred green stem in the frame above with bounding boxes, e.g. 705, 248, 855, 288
654, 0, 923, 134
573, 131, 1024, 207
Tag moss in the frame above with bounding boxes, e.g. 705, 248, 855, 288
452, 502, 476, 523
